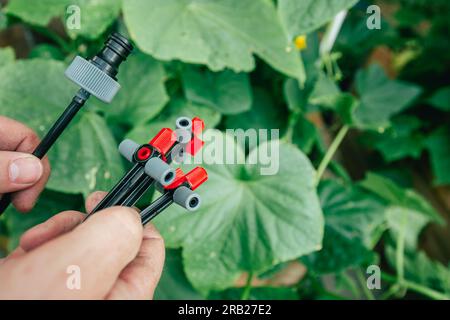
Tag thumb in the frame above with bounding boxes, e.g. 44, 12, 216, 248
0, 151, 43, 194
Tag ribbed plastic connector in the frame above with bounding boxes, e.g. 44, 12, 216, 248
65, 56, 121, 103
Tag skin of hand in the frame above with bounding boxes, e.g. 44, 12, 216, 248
0, 191, 165, 300
0, 116, 165, 299
0, 116, 51, 212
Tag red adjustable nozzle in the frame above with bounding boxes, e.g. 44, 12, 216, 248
164, 167, 208, 191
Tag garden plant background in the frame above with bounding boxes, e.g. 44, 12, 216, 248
0, 0, 449, 299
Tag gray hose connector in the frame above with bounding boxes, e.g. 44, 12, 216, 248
173, 186, 201, 211
65, 56, 121, 103
118, 139, 140, 162
144, 157, 176, 186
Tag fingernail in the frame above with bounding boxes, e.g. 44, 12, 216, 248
9, 157, 43, 184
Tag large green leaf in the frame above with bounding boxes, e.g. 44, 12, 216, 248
359, 172, 444, 248
302, 180, 386, 274
182, 66, 252, 115
6, 0, 121, 39
425, 126, 450, 186
0, 59, 124, 196
126, 97, 221, 144
278, 0, 358, 38
352, 64, 422, 130
154, 249, 203, 300
4, 190, 83, 251
122, 0, 306, 84
154, 131, 324, 291
94, 52, 169, 126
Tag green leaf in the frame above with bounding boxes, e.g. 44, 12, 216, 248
210, 286, 299, 300
302, 180, 386, 274
6, 0, 121, 39
0, 47, 15, 68
4, 190, 83, 251
126, 97, 221, 144
364, 115, 424, 162
224, 88, 288, 148
386, 246, 450, 296
292, 116, 318, 154
48, 112, 125, 196
122, 0, 306, 84
154, 249, 203, 300
0, 59, 124, 196
283, 78, 308, 113
308, 71, 341, 107
182, 66, 252, 115
94, 52, 169, 126
426, 126, 450, 186
154, 131, 324, 291
359, 172, 444, 248
428, 86, 450, 111
353, 64, 422, 130
278, 0, 358, 38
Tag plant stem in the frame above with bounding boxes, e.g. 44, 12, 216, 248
396, 213, 407, 283
381, 272, 449, 300
284, 111, 301, 143
315, 125, 349, 185
240, 272, 254, 300
356, 268, 376, 300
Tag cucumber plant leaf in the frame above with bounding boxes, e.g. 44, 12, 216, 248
0, 59, 124, 196
302, 180, 386, 274
154, 131, 324, 292
362, 115, 425, 162
359, 172, 444, 248
93, 52, 169, 126
182, 66, 252, 115
386, 246, 450, 297
278, 0, 358, 38
352, 64, 422, 130
425, 126, 450, 186
225, 88, 288, 148
122, 0, 306, 84
292, 116, 318, 154
6, 0, 121, 39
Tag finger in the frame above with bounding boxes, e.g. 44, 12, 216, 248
0, 151, 43, 193
85, 191, 108, 213
12, 155, 50, 212
0, 117, 51, 212
106, 224, 165, 300
0, 206, 143, 299
19, 211, 85, 252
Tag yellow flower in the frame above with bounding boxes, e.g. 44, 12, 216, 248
294, 35, 307, 51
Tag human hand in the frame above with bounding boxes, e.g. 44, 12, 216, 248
0, 116, 51, 212
0, 191, 165, 299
